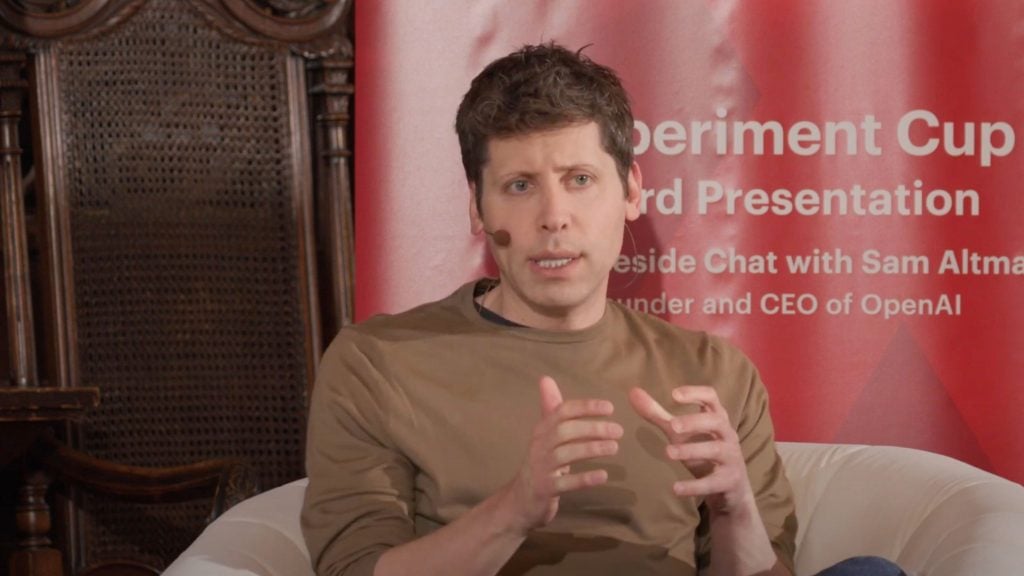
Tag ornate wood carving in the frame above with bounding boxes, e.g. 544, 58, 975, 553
0, 0, 146, 45
29, 48, 76, 392
1, 0, 350, 56
189, 0, 351, 58
210, 459, 259, 518
309, 54, 354, 341
31, 432, 258, 506
11, 1, 83, 14
0, 387, 97, 576
1, 0, 354, 570
257, 0, 335, 19
0, 388, 98, 422
0, 50, 38, 387
9, 470, 62, 576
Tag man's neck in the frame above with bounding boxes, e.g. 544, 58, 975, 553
482, 283, 606, 331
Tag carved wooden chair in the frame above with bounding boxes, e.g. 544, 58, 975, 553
0, 1, 353, 574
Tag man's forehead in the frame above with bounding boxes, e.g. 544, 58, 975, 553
483, 122, 611, 172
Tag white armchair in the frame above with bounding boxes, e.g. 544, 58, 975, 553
163, 443, 1024, 576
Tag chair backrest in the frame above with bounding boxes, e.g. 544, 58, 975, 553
1, 0, 353, 571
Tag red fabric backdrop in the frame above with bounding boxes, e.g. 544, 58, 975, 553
354, 0, 1024, 483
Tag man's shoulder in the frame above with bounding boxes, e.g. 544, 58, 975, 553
327, 283, 474, 351
356, 295, 462, 335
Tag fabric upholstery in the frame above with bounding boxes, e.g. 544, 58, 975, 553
163, 443, 1024, 576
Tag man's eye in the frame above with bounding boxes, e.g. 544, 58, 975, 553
508, 180, 530, 193
572, 174, 592, 186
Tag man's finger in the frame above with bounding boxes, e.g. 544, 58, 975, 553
553, 419, 624, 445
554, 398, 615, 421
666, 440, 725, 464
671, 385, 726, 417
673, 466, 743, 498
539, 375, 563, 416
628, 387, 676, 437
551, 469, 609, 493
552, 439, 619, 468
668, 412, 729, 441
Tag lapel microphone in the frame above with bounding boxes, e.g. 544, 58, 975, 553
485, 229, 511, 247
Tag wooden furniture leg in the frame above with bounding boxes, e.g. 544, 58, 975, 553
9, 469, 62, 576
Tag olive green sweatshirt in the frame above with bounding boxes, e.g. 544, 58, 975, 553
302, 280, 795, 576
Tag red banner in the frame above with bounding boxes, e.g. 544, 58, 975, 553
355, 0, 1024, 483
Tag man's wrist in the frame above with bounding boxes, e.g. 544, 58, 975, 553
489, 481, 532, 539
708, 488, 758, 523
705, 489, 779, 576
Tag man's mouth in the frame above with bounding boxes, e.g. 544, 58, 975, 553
533, 257, 576, 269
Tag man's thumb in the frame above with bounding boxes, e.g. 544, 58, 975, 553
539, 375, 563, 416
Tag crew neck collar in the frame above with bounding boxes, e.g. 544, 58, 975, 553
460, 279, 615, 343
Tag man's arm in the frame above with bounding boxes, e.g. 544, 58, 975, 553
305, 370, 622, 576
629, 386, 792, 576
373, 375, 622, 576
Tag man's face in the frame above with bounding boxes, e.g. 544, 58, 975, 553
469, 121, 641, 330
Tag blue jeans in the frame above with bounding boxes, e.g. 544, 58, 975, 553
814, 556, 907, 576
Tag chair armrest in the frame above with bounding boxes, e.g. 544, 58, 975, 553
163, 478, 312, 576
31, 431, 259, 519
778, 442, 1024, 576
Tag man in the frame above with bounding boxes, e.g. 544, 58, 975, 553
302, 43, 902, 576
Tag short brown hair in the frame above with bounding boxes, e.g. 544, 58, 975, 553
455, 43, 634, 210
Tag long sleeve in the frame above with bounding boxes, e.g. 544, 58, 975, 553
695, 337, 797, 575
301, 332, 417, 576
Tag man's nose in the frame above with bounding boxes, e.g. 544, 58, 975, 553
538, 186, 571, 232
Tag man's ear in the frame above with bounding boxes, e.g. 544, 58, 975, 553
625, 161, 643, 221
469, 182, 484, 234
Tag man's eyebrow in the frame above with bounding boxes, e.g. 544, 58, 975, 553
554, 163, 599, 173
493, 169, 537, 182
495, 164, 598, 180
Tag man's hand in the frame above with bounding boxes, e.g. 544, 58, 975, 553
629, 385, 789, 575
628, 386, 755, 516
375, 376, 623, 576
498, 375, 623, 534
